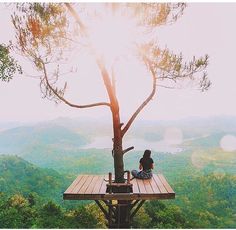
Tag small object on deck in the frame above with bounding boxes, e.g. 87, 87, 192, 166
127, 171, 131, 184
106, 171, 133, 193
108, 172, 112, 185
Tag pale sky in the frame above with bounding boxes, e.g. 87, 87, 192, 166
1, 3, 236, 123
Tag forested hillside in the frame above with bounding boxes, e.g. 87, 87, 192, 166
0, 155, 70, 204
0, 161, 235, 228
0, 193, 106, 228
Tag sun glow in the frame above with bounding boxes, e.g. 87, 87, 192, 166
220, 135, 236, 152
88, 10, 138, 65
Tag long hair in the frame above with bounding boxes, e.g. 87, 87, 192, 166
143, 149, 151, 159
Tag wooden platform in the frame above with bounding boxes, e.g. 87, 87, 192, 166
63, 174, 175, 201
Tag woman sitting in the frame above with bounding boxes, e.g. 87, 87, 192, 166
131, 149, 154, 179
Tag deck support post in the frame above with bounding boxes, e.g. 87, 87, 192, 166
117, 200, 132, 228
95, 199, 146, 228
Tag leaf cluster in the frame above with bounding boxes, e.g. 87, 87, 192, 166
139, 42, 211, 91
12, 3, 69, 66
0, 44, 22, 81
127, 3, 186, 27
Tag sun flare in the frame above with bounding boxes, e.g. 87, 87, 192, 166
220, 135, 236, 152
88, 9, 138, 64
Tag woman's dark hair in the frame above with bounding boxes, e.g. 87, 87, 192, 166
143, 149, 151, 159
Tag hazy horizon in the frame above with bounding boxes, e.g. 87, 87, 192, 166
1, 114, 236, 130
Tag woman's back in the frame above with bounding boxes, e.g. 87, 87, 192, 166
131, 149, 154, 179
140, 157, 153, 171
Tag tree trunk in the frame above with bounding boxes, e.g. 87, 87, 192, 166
96, 57, 125, 183
111, 104, 125, 183
113, 139, 124, 183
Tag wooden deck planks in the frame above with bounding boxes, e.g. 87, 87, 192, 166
64, 175, 82, 194
78, 176, 94, 194
80, 175, 94, 194
92, 176, 104, 194
63, 174, 175, 201
131, 178, 139, 194
158, 174, 175, 194
143, 179, 154, 194
72, 175, 89, 193
85, 175, 100, 194
136, 178, 146, 193
99, 176, 107, 194
152, 174, 168, 193
149, 177, 161, 194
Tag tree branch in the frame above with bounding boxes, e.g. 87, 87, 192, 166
157, 84, 176, 89
64, 3, 87, 35
123, 146, 134, 155
121, 57, 157, 137
41, 61, 111, 109
65, 3, 118, 109
96, 58, 118, 109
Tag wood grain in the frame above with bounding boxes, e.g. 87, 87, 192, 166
63, 174, 175, 201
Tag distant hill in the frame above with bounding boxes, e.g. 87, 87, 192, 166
0, 155, 69, 203
0, 124, 89, 154
1, 115, 236, 153
0, 121, 25, 131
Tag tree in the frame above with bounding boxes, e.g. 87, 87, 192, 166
145, 201, 189, 228
10, 3, 210, 182
0, 43, 22, 81
0, 194, 35, 228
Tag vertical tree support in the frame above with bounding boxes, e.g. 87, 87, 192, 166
95, 199, 146, 228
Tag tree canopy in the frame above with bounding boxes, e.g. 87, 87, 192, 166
11, 3, 210, 97
7, 3, 211, 181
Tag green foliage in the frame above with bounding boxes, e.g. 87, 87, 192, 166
0, 194, 36, 228
35, 201, 64, 228
139, 43, 210, 91
132, 206, 151, 228
0, 155, 68, 204
71, 205, 101, 228
0, 44, 22, 81
0, 193, 105, 228
85, 203, 107, 228
170, 174, 236, 228
145, 201, 188, 228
